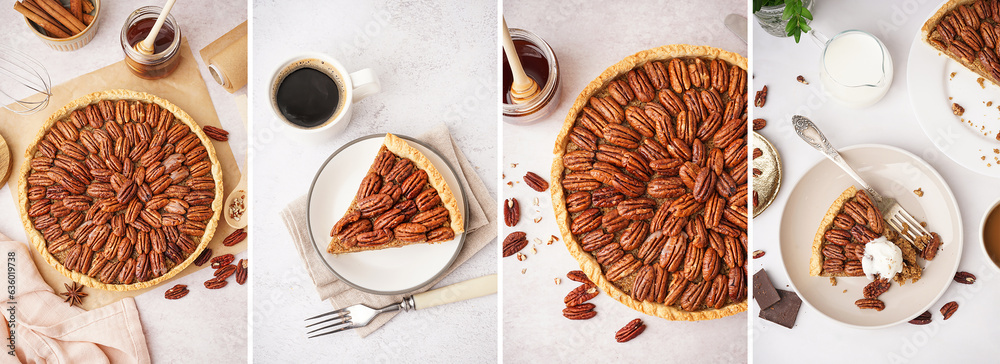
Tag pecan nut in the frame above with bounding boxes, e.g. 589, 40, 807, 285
504, 198, 520, 227
562, 303, 597, 320
909, 311, 932, 325
164, 284, 189, 299
954, 271, 976, 284
615, 318, 646, 343
940, 301, 958, 320
754, 85, 767, 107
202, 126, 229, 141
502, 231, 528, 257
855, 298, 885, 311
566, 270, 592, 284
565, 283, 599, 307
863, 277, 891, 298
523, 171, 549, 192
236, 259, 248, 285
426, 227, 455, 243
222, 229, 247, 247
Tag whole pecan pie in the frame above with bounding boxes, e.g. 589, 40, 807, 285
552, 45, 748, 321
18, 89, 224, 291
327, 133, 464, 254
923, 0, 1000, 86
810, 186, 933, 285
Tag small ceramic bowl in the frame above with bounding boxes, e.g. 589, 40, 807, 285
979, 197, 1000, 272
23, 0, 101, 52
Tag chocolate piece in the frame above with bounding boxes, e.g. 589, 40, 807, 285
758, 289, 802, 329
753, 269, 780, 309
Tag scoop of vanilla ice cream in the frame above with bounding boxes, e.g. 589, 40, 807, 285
861, 236, 903, 280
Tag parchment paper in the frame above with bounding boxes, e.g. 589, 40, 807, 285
0, 38, 245, 310
199, 21, 248, 93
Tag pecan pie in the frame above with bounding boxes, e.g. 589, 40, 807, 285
18, 89, 224, 291
552, 45, 748, 321
809, 186, 927, 285
327, 133, 463, 254
922, 0, 1000, 86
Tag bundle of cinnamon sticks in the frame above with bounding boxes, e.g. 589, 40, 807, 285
13, 0, 95, 39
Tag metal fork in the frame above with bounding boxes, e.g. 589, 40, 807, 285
305, 274, 497, 338
792, 115, 932, 244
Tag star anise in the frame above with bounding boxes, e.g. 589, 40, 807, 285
61, 282, 88, 307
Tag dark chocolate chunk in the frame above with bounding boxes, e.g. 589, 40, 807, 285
759, 289, 802, 329
753, 269, 780, 309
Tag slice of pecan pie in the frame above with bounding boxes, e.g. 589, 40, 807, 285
810, 186, 937, 285
922, 0, 1000, 86
327, 133, 463, 254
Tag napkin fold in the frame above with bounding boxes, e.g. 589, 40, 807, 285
0, 233, 150, 364
280, 124, 497, 337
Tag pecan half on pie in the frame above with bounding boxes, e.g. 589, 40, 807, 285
19, 89, 224, 291
923, 0, 1000, 86
552, 45, 748, 321
327, 133, 464, 254
810, 186, 936, 286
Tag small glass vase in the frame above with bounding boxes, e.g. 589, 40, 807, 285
755, 0, 814, 38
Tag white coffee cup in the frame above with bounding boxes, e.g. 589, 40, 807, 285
269, 52, 380, 139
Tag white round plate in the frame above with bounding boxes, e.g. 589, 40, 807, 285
906, 7, 1000, 179
779, 144, 962, 328
307, 134, 467, 295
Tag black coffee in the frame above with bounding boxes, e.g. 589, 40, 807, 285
275, 67, 341, 128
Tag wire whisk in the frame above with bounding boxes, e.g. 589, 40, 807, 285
0, 44, 52, 115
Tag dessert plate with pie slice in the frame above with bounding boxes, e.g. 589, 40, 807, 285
907, 0, 1000, 178
308, 134, 468, 294
779, 144, 962, 328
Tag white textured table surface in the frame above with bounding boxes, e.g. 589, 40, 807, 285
0, 1, 249, 363
502, 1, 748, 363
250, 0, 497, 362
753, 1, 1000, 363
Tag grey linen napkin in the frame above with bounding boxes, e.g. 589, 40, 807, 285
280, 124, 497, 337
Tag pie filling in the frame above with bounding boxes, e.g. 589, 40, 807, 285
556, 51, 749, 315
327, 133, 463, 255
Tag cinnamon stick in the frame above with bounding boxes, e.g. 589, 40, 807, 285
82, 0, 93, 14
70, 0, 82, 22
21, 0, 72, 35
35, 0, 85, 34
82, 12, 93, 26
13, 2, 71, 38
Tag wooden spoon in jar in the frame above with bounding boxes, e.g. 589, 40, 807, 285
502, 18, 541, 104
134, 0, 178, 55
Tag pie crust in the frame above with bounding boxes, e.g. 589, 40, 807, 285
921, 0, 1000, 86
552, 45, 748, 321
18, 89, 224, 291
327, 133, 463, 254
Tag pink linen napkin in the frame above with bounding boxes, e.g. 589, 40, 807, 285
0, 232, 150, 364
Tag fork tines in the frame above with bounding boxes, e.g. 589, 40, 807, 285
305, 309, 353, 338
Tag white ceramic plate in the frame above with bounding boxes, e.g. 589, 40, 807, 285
906, 8, 1000, 178
779, 144, 962, 328
307, 134, 467, 295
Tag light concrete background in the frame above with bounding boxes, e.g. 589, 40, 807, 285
502, 1, 748, 362
0, 1, 248, 362
250, 0, 498, 362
